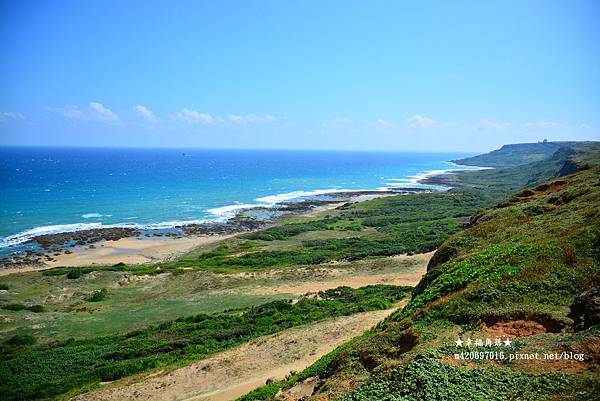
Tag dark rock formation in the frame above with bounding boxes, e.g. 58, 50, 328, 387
32, 227, 140, 248
569, 287, 600, 331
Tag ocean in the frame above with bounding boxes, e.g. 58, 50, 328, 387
0, 147, 481, 254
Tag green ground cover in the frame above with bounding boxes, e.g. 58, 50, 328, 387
0, 285, 412, 401
237, 142, 600, 401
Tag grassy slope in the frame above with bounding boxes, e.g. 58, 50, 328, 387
452, 141, 582, 167
0, 285, 412, 401
240, 143, 600, 401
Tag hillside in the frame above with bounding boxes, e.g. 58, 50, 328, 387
239, 142, 600, 401
452, 141, 583, 167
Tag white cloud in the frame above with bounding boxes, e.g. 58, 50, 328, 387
53, 105, 84, 119
376, 118, 394, 128
89, 102, 120, 123
134, 104, 158, 126
525, 121, 564, 130
476, 118, 506, 131
324, 117, 353, 127
407, 114, 436, 128
50, 102, 120, 124
227, 114, 278, 125
0, 111, 26, 122
172, 108, 214, 125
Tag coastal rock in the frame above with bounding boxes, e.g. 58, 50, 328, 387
568, 287, 600, 331
32, 227, 140, 249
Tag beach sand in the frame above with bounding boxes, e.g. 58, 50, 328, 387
47, 234, 235, 267
0, 234, 233, 276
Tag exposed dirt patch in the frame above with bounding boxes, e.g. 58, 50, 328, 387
515, 179, 568, 200
69, 308, 398, 401
482, 320, 549, 338
572, 336, 600, 364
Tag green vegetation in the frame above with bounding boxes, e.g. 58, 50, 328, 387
0, 254, 421, 347
0, 285, 411, 401
1, 303, 27, 311
334, 355, 596, 401
87, 288, 108, 302
398, 241, 538, 318
238, 142, 600, 401
4, 334, 37, 347
170, 189, 494, 271
452, 141, 581, 167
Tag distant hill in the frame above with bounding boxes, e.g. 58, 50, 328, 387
453, 141, 583, 167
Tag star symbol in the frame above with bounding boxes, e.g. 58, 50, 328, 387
455, 338, 464, 347
503, 338, 512, 346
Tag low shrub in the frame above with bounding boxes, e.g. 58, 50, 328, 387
87, 288, 108, 302
66, 270, 84, 279
1, 303, 27, 311
5, 334, 36, 346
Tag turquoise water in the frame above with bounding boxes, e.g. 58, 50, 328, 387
0, 147, 481, 250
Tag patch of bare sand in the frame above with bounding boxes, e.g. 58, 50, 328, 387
0, 235, 235, 276
70, 308, 399, 401
46, 234, 236, 268
249, 252, 433, 296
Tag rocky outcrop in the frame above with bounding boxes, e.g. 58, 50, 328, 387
32, 227, 140, 248
569, 287, 600, 331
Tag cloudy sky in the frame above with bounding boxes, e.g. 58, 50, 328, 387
1, 0, 598, 151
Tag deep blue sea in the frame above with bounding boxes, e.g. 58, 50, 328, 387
0, 147, 481, 253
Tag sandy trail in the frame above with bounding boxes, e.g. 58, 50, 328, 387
70, 308, 398, 401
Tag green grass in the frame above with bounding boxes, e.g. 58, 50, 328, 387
452, 141, 581, 167
0, 285, 412, 401
334, 354, 598, 401
0, 269, 295, 344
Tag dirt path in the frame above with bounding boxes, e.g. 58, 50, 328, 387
71, 308, 398, 401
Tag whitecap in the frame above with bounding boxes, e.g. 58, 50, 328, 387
81, 213, 112, 219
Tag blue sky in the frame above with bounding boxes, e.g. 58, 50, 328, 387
0, 0, 598, 151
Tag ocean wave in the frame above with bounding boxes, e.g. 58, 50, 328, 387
0, 222, 108, 248
81, 213, 113, 219
385, 164, 492, 187
207, 203, 264, 219
254, 188, 350, 204
0, 219, 217, 248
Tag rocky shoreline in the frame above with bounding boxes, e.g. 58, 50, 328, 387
0, 188, 431, 269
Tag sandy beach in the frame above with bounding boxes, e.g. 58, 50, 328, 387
47, 234, 236, 267
0, 234, 234, 276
